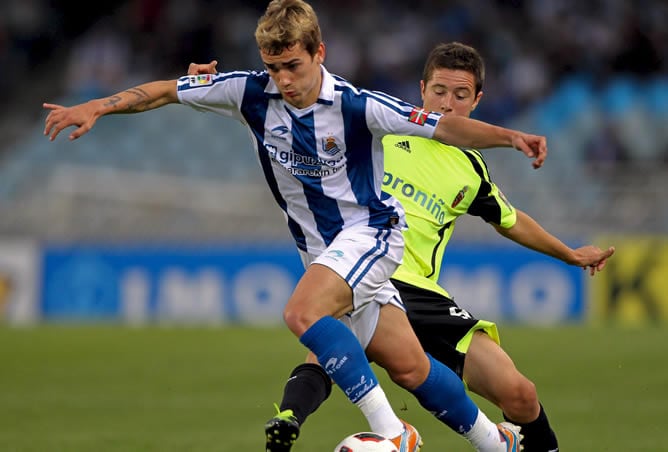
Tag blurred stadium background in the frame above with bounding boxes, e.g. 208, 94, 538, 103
0, 0, 667, 450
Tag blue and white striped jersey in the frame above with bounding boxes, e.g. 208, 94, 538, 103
176, 66, 442, 254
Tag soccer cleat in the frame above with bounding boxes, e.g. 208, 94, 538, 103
265, 405, 300, 452
389, 420, 423, 452
497, 422, 523, 452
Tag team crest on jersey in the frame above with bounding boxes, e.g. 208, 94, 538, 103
451, 185, 470, 208
188, 74, 212, 87
408, 107, 428, 126
321, 136, 341, 155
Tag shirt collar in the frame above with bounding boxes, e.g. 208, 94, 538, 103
317, 65, 335, 104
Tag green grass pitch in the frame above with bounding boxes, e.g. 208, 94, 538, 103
0, 324, 665, 451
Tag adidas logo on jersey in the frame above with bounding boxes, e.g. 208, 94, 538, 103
395, 140, 411, 152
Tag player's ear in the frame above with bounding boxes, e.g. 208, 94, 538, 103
471, 90, 483, 111
315, 42, 325, 64
420, 80, 426, 102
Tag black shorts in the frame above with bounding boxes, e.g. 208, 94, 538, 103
391, 278, 499, 380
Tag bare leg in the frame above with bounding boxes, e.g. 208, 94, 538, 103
463, 331, 539, 423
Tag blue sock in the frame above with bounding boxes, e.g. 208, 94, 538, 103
411, 354, 478, 433
300, 316, 378, 404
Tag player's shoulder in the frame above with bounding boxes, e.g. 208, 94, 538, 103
456, 147, 491, 173
219, 69, 270, 87
335, 78, 410, 108
457, 147, 487, 165
383, 134, 433, 146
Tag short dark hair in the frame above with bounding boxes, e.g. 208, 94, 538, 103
422, 42, 485, 95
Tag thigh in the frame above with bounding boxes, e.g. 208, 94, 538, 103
463, 331, 522, 406
289, 263, 355, 324
365, 303, 430, 383
288, 225, 404, 335
308, 225, 404, 311
339, 280, 406, 349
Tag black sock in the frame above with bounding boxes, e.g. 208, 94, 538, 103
279, 363, 332, 426
504, 403, 559, 452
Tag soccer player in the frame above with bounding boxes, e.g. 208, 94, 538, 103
44, 2, 547, 451
383, 42, 614, 451
190, 41, 613, 452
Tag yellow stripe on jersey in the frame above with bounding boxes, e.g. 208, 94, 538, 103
382, 135, 516, 296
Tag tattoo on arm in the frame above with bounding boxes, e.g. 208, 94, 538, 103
103, 88, 151, 112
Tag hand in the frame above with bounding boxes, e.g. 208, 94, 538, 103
43, 101, 99, 141
512, 133, 547, 169
188, 60, 218, 76
572, 245, 616, 276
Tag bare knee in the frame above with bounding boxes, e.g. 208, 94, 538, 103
283, 305, 317, 337
500, 377, 539, 422
385, 357, 430, 390
388, 368, 424, 390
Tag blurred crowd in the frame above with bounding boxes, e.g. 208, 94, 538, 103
1, 0, 667, 239
2, 0, 666, 119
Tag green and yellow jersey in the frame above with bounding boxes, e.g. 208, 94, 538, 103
383, 135, 516, 298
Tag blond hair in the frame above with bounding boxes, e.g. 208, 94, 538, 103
255, 0, 322, 56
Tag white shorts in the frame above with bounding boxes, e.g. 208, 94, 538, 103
298, 224, 406, 349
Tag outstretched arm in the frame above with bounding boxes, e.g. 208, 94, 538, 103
43, 80, 178, 141
185, 60, 550, 169
493, 209, 615, 275
433, 115, 548, 169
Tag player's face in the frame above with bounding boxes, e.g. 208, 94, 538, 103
420, 68, 482, 118
261, 42, 325, 109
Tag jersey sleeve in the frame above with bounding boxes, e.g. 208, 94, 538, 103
364, 90, 441, 139
464, 149, 517, 228
176, 71, 249, 121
